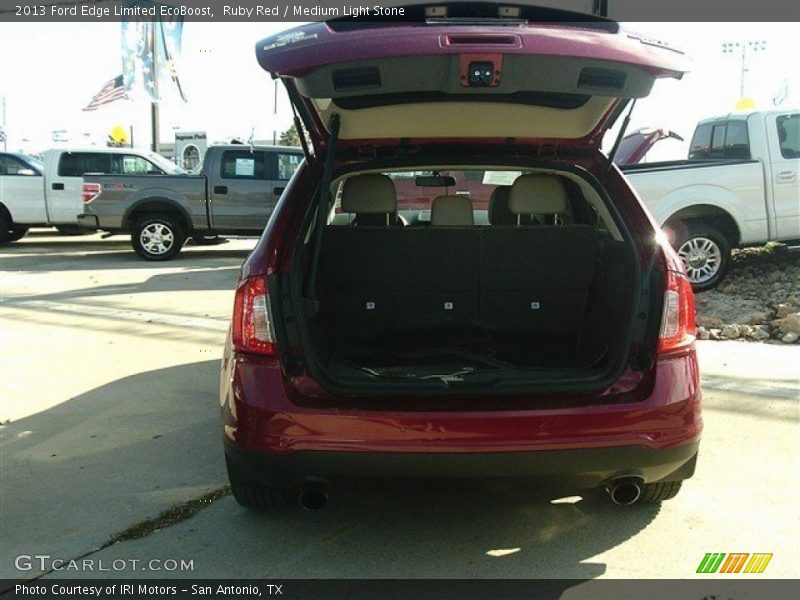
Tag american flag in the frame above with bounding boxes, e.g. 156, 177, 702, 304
82, 75, 126, 111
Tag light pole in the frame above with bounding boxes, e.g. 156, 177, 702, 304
721, 40, 767, 98
1, 96, 6, 151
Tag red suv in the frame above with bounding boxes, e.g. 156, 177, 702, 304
221, 5, 701, 510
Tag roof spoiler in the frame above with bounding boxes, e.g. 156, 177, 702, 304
327, 2, 618, 32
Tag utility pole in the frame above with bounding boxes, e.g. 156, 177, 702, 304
272, 79, 278, 145
721, 40, 767, 98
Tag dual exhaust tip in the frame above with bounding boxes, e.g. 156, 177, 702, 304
298, 478, 329, 511
605, 477, 643, 506
297, 477, 643, 510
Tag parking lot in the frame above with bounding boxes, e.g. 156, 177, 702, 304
1, 231, 798, 581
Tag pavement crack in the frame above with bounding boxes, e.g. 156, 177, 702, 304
103, 486, 231, 546
5, 487, 232, 587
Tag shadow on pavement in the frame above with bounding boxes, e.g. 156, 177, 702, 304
1, 236, 256, 272
0, 361, 226, 579
2, 362, 661, 582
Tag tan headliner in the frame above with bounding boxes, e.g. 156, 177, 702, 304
313, 96, 616, 140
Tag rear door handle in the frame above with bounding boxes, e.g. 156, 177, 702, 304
273, 186, 285, 196
52, 183, 64, 190
213, 185, 228, 194
776, 171, 796, 181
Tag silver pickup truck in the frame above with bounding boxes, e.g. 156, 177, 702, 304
79, 144, 303, 260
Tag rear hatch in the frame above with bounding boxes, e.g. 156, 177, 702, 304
256, 3, 688, 151
251, 5, 689, 398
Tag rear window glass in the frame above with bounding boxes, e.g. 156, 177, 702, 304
330, 169, 600, 230
220, 150, 276, 180
277, 152, 302, 180
57, 153, 164, 176
688, 124, 712, 159
724, 121, 750, 158
777, 114, 800, 159
710, 125, 726, 157
58, 153, 111, 176
386, 170, 498, 211
689, 122, 750, 160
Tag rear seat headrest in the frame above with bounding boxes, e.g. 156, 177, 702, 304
509, 174, 569, 215
488, 186, 513, 226
431, 195, 475, 226
340, 174, 397, 214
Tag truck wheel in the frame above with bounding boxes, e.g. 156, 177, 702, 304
0, 213, 27, 244
225, 456, 288, 510
131, 214, 186, 261
639, 481, 683, 503
7, 226, 29, 242
674, 225, 731, 292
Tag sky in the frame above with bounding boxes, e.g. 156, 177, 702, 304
0, 21, 798, 159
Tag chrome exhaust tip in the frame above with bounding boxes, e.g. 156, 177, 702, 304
606, 478, 643, 506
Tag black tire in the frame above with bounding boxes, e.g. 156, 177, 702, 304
7, 225, 29, 242
0, 212, 11, 244
55, 225, 91, 236
131, 213, 186, 261
225, 456, 287, 510
673, 224, 731, 292
639, 481, 683, 503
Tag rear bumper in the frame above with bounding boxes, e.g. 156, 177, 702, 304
77, 214, 99, 230
225, 440, 699, 488
221, 346, 703, 486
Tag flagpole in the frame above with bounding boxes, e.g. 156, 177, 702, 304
150, 20, 159, 153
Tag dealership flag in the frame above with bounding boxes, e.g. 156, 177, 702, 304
82, 75, 126, 111
121, 0, 187, 103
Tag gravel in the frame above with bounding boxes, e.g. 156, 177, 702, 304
694, 244, 800, 344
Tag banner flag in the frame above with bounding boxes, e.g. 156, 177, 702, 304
121, 0, 186, 103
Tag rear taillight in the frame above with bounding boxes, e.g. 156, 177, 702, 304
82, 183, 102, 203
659, 269, 696, 354
231, 276, 276, 356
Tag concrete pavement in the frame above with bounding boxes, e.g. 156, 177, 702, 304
1, 232, 798, 580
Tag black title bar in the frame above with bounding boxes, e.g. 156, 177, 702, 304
1, 0, 799, 22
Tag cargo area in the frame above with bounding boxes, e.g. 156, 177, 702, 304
292, 169, 641, 393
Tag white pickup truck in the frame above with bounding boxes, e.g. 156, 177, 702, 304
0, 147, 184, 243
621, 109, 800, 290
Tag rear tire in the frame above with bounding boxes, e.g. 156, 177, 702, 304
7, 225, 29, 242
225, 456, 287, 510
639, 480, 683, 503
673, 225, 731, 292
131, 213, 186, 261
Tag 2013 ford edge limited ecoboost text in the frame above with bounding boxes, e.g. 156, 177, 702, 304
220, 4, 701, 511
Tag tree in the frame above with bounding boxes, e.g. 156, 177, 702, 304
279, 124, 300, 146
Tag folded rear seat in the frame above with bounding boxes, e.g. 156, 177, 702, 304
479, 175, 599, 335
317, 177, 479, 342
315, 173, 599, 346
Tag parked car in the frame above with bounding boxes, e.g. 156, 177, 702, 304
221, 8, 701, 511
621, 110, 800, 290
0, 148, 183, 243
80, 144, 303, 260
